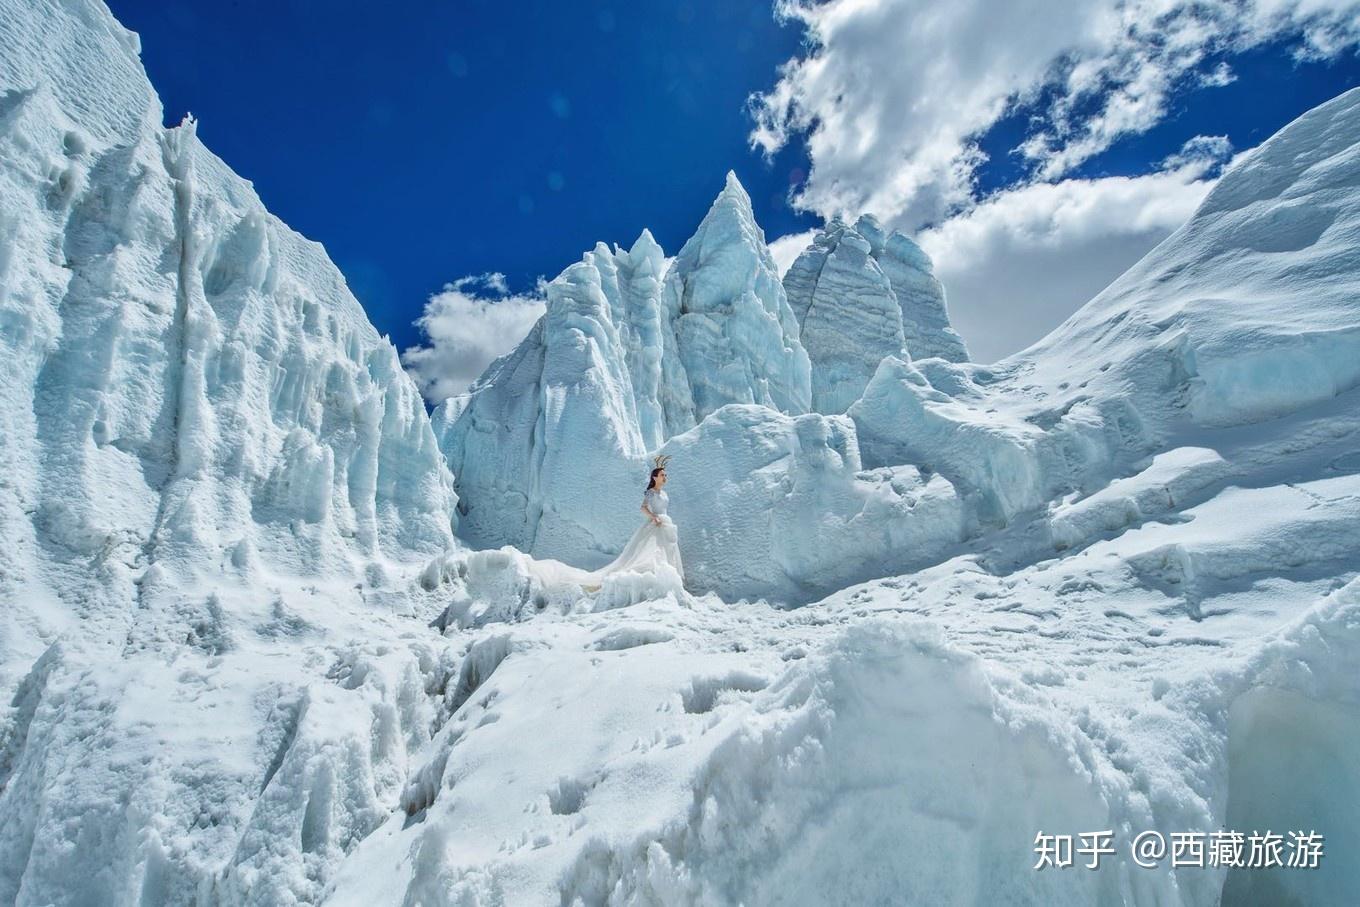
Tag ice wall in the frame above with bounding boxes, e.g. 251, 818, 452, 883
784, 214, 969, 414
0, 1, 462, 901
855, 214, 969, 364
783, 217, 908, 413
0, 0, 456, 618
440, 174, 818, 569
663, 172, 811, 419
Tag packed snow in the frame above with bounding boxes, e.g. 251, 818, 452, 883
2, 1, 1359, 905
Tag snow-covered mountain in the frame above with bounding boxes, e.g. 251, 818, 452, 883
2, 1, 1358, 905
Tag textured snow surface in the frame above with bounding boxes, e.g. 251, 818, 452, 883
2, 1, 1360, 905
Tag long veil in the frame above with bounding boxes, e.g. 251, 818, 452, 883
526, 513, 684, 593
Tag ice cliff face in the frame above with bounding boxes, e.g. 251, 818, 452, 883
784, 214, 969, 415
0, 1, 456, 901
782, 217, 906, 413
0, 0, 454, 602
439, 184, 975, 589
857, 214, 969, 364
664, 172, 811, 419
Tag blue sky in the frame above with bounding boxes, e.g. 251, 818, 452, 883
106, 0, 817, 356
106, 0, 1360, 390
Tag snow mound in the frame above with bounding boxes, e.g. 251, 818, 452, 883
657, 405, 964, 602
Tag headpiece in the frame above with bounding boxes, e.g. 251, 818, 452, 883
652, 454, 672, 470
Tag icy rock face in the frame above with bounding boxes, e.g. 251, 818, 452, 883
858, 215, 970, 364
783, 218, 907, 413
440, 175, 817, 564
584, 229, 691, 448
664, 172, 812, 419
0, 0, 455, 607
0, 2, 458, 902
783, 214, 968, 413
440, 259, 651, 568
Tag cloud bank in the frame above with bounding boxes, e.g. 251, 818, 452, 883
402, 274, 545, 403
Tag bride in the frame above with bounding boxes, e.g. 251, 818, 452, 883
527, 455, 685, 591
595, 454, 684, 583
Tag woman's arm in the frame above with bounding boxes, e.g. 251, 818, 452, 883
641, 499, 662, 525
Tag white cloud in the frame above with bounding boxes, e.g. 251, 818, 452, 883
918, 160, 1221, 363
1160, 134, 1234, 171
402, 273, 546, 403
751, 0, 1360, 228
768, 229, 817, 278
749, 0, 1358, 362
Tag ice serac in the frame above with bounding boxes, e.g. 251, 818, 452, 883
665, 171, 812, 419
440, 256, 651, 567
0, 5, 454, 605
783, 217, 907, 413
857, 214, 969, 363
586, 229, 691, 448
0, 0, 457, 901
439, 175, 820, 563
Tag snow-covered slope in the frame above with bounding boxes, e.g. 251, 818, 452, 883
1027, 86, 1360, 429
3, 1, 1360, 904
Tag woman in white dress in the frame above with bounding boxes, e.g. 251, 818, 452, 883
596, 455, 684, 581
527, 455, 685, 591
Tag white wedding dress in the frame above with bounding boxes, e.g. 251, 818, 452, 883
526, 488, 685, 591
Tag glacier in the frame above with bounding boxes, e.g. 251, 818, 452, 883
1, 1, 1359, 905
784, 214, 969, 413
436, 180, 975, 598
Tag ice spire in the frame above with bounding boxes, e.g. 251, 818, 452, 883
662, 172, 812, 419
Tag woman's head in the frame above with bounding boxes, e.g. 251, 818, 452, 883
647, 453, 672, 490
